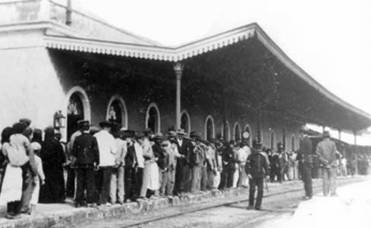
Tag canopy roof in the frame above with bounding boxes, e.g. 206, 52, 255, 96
1, 0, 370, 131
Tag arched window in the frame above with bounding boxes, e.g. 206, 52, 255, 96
66, 86, 91, 140
180, 110, 191, 134
233, 122, 241, 141
204, 115, 215, 141
222, 121, 231, 141
106, 95, 128, 128
145, 103, 161, 133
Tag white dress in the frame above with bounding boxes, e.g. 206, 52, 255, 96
0, 142, 24, 205
140, 139, 159, 197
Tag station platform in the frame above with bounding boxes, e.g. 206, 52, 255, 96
0, 176, 366, 228
258, 176, 371, 228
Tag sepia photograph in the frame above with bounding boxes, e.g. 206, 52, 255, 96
0, 0, 370, 227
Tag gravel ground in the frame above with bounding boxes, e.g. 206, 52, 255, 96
79, 176, 366, 228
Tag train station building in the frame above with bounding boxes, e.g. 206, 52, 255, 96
0, 0, 371, 151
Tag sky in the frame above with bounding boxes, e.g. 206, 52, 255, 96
60, 0, 371, 144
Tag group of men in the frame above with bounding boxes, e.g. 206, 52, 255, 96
67, 118, 338, 211
68, 119, 257, 207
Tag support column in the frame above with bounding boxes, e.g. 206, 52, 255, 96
174, 62, 184, 130
353, 131, 357, 145
353, 131, 358, 175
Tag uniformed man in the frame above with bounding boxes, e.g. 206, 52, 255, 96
246, 140, 269, 210
71, 120, 99, 207
298, 126, 313, 199
316, 131, 338, 196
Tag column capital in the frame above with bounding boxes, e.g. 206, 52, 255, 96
174, 62, 184, 79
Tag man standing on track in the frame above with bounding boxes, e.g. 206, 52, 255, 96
298, 126, 313, 200
246, 140, 269, 210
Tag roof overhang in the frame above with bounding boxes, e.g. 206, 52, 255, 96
42, 22, 371, 130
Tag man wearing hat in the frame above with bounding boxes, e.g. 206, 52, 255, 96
71, 120, 99, 207
174, 129, 193, 194
298, 126, 314, 200
189, 131, 206, 193
66, 119, 87, 198
315, 131, 338, 196
94, 121, 117, 205
245, 140, 269, 210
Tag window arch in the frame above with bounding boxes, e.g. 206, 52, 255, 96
221, 120, 231, 141
243, 124, 252, 145
65, 86, 91, 140
233, 122, 241, 141
106, 95, 128, 128
204, 115, 215, 141
180, 110, 191, 134
145, 103, 161, 133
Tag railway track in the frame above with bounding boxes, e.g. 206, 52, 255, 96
120, 177, 363, 228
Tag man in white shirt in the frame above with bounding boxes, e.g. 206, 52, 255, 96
94, 121, 117, 205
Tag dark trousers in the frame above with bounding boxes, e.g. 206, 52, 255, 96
270, 167, 281, 182
66, 167, 75, 198
76, 167, 96, 204
124, 167, 143, 201
96, 167, 112, 204
174, 159, 191, 194
302, 163, 313, 197
249, 177, 264, 209
20, 162, 35, 212
219, 166, 234, 189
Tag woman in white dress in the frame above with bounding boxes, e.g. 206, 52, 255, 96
0, 125, 31, 219
139, 131, 159, 198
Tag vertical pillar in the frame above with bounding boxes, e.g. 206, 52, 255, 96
353, 131, 358, 174
257, 109, 262, 142
174, 62, 183, 130
353, 131, 357, 145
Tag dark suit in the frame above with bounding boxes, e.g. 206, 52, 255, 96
246, 150, 269, 209
298, 136, 313, 198
174, 138, 193, 194
72, 132, 99, 205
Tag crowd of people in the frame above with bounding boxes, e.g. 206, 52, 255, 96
0, 118, 366, 219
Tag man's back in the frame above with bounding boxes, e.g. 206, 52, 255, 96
299, 136, 313, 163
246, 151, 269, 178
316, 138, 337, 165
73, 133, 99, 166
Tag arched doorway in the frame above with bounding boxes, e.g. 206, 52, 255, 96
106, 95, 128, 128
180, 110, 191, 134
204, 115, 215, 141
145, 103, 160, 133
66, 86, 91, 140
233, 122, 241, 141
